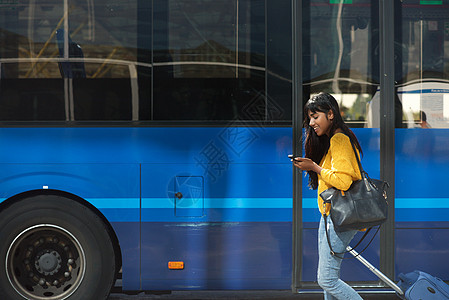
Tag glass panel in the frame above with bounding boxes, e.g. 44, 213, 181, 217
266, 0, 292, 123
0, 0, 290, 123
152, 0, 288, 121
301, 0, 380, 283
395, 0, 449, 281
0, 1, 65, 121
396, 0, 449, 128
303, 0, 379, 128
67, 0, 140, 121
68, 0, 138, 62
0, 75, 65, 121
71, 64, 133, 121
0, 0, 146, 122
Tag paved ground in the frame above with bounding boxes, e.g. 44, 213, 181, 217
108, 290, 400, 299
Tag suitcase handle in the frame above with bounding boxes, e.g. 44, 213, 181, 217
347, 246, 404, 296
398, 271, 419, 288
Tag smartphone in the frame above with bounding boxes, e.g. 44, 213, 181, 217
288, 154, 300, 160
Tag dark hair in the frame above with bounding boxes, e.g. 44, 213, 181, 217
303, 92, 362, 189
420, 110, 427, 122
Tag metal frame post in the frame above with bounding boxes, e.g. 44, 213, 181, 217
291, 0, 303, 292
379, 0, 396, 280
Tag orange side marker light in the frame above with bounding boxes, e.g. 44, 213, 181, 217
168, 261, 184, 270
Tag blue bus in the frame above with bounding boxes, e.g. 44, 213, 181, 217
0, 1, 448, 299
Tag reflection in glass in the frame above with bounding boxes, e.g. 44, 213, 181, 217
0, 2, 65, 121
0, 0, 291, 123
0, 1, 143, 121
396, 1, 449, 128
152, 0, 270, 121
303, 1, 379, 128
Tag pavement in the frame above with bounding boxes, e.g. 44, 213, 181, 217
108, 290, 400, 299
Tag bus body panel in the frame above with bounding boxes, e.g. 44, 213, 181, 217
0, 127, 448, 289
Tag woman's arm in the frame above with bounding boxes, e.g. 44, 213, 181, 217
292, 157, 322, 175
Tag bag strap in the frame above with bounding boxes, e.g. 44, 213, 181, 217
321, 136, 382, 259
349, 140, 365, 177
323, 212, 380, 259
349, 138, 389, 191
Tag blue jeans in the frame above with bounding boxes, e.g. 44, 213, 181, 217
317, 215, 363, 300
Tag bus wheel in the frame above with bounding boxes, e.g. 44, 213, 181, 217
0, 194, 117, 300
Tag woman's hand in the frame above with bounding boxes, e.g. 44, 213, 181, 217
292, 157, 322, 175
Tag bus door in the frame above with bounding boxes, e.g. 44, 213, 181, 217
293, 0, 384, 290
393, 1, 449, 280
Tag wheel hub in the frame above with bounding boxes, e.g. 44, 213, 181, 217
6, 224, 86, 300
35, 250, 62, 276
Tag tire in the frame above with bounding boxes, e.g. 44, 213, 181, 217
0, 194, 117, 300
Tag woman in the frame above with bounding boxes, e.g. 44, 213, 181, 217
292, 92, 363, 300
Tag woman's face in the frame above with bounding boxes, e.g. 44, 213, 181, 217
308, 110, 333, 136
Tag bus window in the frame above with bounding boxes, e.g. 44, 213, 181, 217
395, 1, 449, 278
67, 0, 139, 121
0, 0, 141, 122
72, 64, 133, 121
0, 72, 65, 121
396, 2, 449, 128
303, 0, 379, 128
0, 0, 291, 124
0, 2, 66, 121
152, 0, 282, 122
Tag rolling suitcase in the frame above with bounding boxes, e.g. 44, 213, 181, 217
397, 270, 449, 300
346, 246, 449, 300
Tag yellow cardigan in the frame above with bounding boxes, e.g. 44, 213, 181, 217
317, 133, 362, 215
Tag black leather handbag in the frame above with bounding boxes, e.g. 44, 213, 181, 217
319, 142, 389, 232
